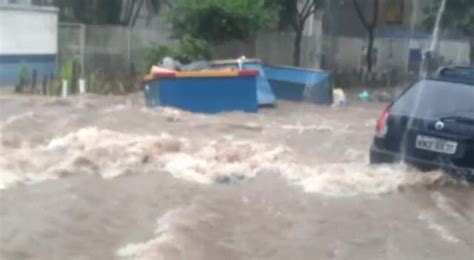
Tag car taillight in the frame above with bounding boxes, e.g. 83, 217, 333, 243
375, 107, 390, 138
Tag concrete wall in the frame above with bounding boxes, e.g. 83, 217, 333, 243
58, 23, 84, 72
324, 0, 432, 37
438, 40, 471, 65
213, 38, 256, 60
57, 23, 470, 81
0, 4, 58, 85
58, 23, 258, 76
321, 36, 365, 72
321, 36, 471, 74
58, 23, 176, 76
84, 25, 130, 74
256, 32, 322, 69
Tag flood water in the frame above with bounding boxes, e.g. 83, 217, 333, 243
0, 94, 473, 260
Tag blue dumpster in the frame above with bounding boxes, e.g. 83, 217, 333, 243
210, 59, 277, 106
264, 65, 333, 105
144, 70, 259, 114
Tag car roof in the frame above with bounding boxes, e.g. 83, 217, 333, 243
432, 66, 474, 85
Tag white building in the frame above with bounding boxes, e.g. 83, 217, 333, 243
0, 1, 58, 85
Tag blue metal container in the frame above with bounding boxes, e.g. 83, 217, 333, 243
264, 66, 333, 105
210, 59, 277, 106
144, 70, 259, 114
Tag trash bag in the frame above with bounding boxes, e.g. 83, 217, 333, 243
162, 57, 183, 71
181, 61, 210, 71
333, 88, 347, 106
358, 90, 371, 102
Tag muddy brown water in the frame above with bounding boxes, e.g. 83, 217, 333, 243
0, 94, 473, 260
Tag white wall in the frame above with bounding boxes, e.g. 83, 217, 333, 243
406, 38, 471, 66
323, 36, 365, 72
0, 0, 32, 4
0, 4, 58, 55
375, 38, 411, 73
321, 36, 471, 74
439, 40, 471, 66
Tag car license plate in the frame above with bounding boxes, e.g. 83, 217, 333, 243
415, 135, 458, 155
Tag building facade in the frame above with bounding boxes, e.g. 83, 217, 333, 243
319, 0, 471, 76
0, 1, 58, 86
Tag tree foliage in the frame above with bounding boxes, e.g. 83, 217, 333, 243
53, 0, 122, 24
423, 0, 474, 64
169, 0, 280, 43
53, 0, 169, 26
145, 35, 211, 70
423, 0, 474, 36
288, 0, 324, 66
271, 0, 324, 66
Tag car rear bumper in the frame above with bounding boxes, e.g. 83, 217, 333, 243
370, 144, 474, 180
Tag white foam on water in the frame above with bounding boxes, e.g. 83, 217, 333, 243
0, 171, 23, 190
102, 104, 130, 113
117, 208, 183, 260
281, 123, 334, 134
140, 106, 188, 122
273, 162, 446, 197
160, 138, 289, 184
117, 203, 224, 260
0, 127, 188, 188
431, 191, 465, 222
418, 212, 461, 244
0, 112, 35, 129
1, 127, 451, 196
0, 127, 286, 189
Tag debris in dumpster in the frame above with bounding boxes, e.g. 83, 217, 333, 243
182, 61, 211, 71
162, 56, 183, 71
161, 57, 212, 72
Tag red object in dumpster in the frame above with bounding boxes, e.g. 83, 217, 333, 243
151, 66, 176, 76
238, 70, 259, 76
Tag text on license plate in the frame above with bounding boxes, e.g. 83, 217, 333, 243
415, 135, 458, 155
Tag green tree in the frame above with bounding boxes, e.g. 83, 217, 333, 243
168, 0, 279, 43
280, 0, 324, 66
53, 0, 122, 24
145, 35, 211, 70
423, 0, 474, 65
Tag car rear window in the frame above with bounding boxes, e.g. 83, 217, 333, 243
436, 67, 474, 83
391, 80, 474, 118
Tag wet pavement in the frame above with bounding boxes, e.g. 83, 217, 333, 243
0, 94, 473, 259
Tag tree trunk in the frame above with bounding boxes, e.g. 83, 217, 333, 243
130, 0, 145, 27
293, 30, 303, 67
470, 38, 474, 66
367, 28, 374, 73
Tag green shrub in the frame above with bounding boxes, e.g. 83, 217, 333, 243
15, 62, 31, 93
144, 35, 211, 71
169, 0, 279, 43
175, 35, 211, 63
60, 56, 81, 84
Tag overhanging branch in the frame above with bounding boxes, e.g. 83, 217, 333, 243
352, 0, 369, 29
